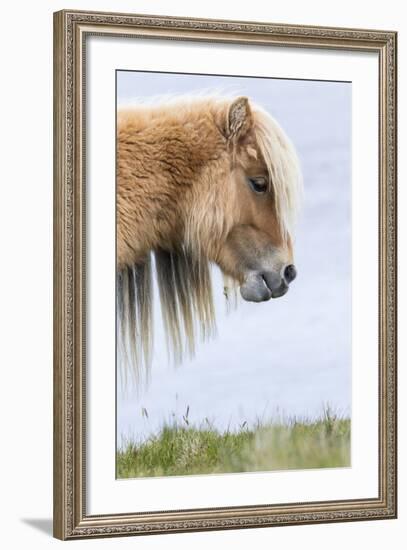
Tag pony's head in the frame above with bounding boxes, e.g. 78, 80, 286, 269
117, 95, 302, 381
184, 96, 302, 302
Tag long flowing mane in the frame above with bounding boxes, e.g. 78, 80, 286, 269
117, 96, 302, 386
118, 249, 215, 387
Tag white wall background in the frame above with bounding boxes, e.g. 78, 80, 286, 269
0, 0, 404, 548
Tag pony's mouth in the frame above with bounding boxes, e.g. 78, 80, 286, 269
240, 272, 289, 302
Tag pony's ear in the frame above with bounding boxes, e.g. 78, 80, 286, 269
226, 97, 252, 140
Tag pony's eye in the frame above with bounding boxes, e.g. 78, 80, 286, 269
248, 177, 268, 194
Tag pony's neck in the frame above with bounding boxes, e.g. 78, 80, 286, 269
117, 105, 227, 269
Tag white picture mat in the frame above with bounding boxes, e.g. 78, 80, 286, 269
86, 36, 379, 515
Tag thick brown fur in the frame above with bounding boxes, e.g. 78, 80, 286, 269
117, 96, 301, 384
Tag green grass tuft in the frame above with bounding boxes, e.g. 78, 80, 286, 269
117, 410, 351, 479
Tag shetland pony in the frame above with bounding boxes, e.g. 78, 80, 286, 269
117, 96, 302, 383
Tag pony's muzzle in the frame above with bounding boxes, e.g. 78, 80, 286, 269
284, 264, 297, 284
240, 273, 272, 302
269, 279, 289, 299
262, 272, 289, 299
240, 265, 297, 302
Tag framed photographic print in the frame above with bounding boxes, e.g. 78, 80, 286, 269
53, 9, 397, 540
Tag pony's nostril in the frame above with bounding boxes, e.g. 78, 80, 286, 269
284, 264, 297, 284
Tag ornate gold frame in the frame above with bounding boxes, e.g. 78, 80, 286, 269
53, 9, 397, 540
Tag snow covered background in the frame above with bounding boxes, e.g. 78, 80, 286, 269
116, 71, 352, 446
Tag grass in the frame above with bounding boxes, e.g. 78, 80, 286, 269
117, 408, 351, 478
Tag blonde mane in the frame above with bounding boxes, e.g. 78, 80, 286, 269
117, 95, 302, 387
251, 105, 302, 240
118, 250, 215, 389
